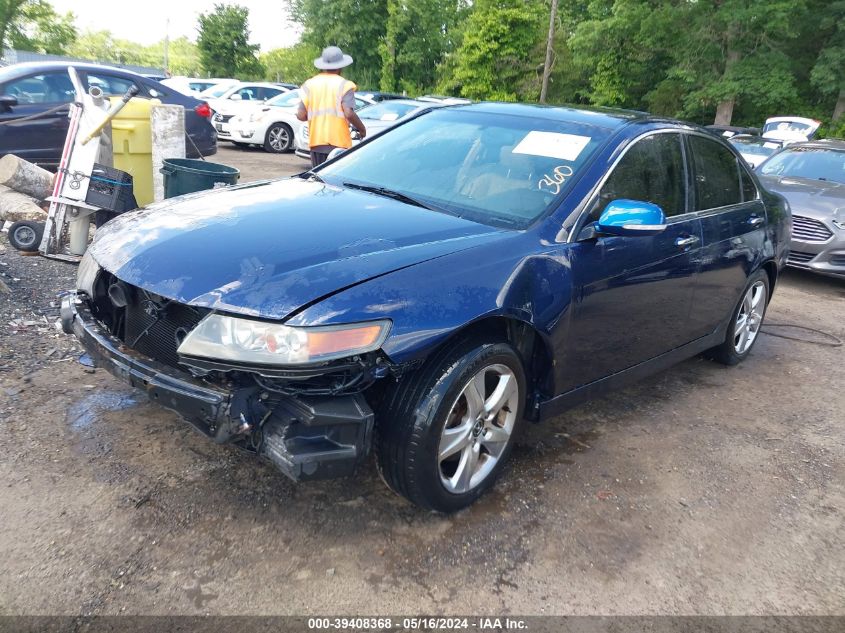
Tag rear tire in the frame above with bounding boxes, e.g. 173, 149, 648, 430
7, 221, 44, 252
375, 338, 526, 512
708, 269, 769, 365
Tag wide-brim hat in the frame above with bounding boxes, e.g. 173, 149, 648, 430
314, 46, 353, 70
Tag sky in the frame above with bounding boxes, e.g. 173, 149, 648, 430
48, 0, 302, 52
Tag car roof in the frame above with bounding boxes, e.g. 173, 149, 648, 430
780, 139, 845, 151
449, 101, 657, 131
0, 61, 148, 80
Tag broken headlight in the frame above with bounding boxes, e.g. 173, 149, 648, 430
177, 314, 391, 365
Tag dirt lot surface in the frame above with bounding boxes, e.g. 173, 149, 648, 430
1, 145, 843, 617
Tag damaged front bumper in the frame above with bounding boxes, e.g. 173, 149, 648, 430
61, 294, 375, 481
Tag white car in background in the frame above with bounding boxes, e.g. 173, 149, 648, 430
209, 82, 291, 142
227, 89, 303, 152
161, 76, 234, 97
762, 116, 821, 145
293, 94, 401, 160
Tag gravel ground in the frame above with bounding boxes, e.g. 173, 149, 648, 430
0, 146, 843, 617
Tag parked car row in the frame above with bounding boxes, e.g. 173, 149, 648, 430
0, 61, 217, 167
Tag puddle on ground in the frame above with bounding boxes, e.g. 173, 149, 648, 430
67, 389, 140, 430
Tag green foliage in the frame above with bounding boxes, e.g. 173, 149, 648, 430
197, 3, 263, 79
448, 0, 544, 101
69, 31, 202, 76
379, 0, 470, 95
261, 43, 320, 84
809, 0, 844, 121
1, 0, 75, 54
287, 0, 388, 88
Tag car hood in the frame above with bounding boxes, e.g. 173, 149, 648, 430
758, 175, 845, 220
88, 178, 507, 320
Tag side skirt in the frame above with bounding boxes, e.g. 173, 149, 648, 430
538, 329, 725, 421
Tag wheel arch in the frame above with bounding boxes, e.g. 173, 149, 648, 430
419, 314, 555, 421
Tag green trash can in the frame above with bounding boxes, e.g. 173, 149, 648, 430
160, 158, 240, 199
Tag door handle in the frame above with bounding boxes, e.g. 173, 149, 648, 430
748, 216, 764, 227
675, 235, 700, 249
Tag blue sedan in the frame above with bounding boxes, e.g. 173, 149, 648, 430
63, 103, 790, 512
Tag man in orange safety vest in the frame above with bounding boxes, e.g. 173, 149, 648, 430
296, 46, 367, 167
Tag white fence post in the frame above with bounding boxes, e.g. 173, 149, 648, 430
151, 104, 186, 202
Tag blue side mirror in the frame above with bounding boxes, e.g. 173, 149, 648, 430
597, 199, 667, 237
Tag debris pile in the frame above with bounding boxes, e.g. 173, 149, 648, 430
0, 155, 52, 224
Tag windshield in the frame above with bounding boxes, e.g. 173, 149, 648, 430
266, 89, 301, 108
358, 102, 418, 121
759, 147, 845, 184
204, 83, 236, 98
317, 109, 612, 228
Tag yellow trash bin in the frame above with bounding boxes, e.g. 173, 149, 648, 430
109, 97, 160, 207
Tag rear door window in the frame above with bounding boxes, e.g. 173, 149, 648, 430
688, 135, 742, 210
590, 132, 687, 221
740, 167, 757, 202
86, 73, 140, 97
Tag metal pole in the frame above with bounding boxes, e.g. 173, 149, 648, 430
164, 18, 170, 73
540, 0, 559, 104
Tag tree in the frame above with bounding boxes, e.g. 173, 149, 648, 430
570, 0, 674, 110
810, 1, 845, 121
379, 0, 470, 95
1, 0, 76, 54
448, 0, 544, 101
262, 42, 320, 84
197, 3, 262, 78
286, 0, 388, 88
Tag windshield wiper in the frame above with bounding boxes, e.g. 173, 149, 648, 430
342, 181, 436, 210
300, 170, 325, 183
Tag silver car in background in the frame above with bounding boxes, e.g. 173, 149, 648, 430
757, 139, 845, 277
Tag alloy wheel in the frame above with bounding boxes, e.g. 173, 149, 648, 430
269, 125, 290, 151
438, 363, 519, 494
734, 280, 766, 354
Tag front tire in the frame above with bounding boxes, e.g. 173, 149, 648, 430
375, 339, 526, 512
264, 123, 293, 153
709, 269, 769, 365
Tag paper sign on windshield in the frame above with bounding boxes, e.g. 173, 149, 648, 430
513, 131, 591, 162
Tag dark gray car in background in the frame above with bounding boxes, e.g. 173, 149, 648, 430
0, 62, 217, 168
756, 139, 845, 277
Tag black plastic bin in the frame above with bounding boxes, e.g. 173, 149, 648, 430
160, 158, 240, 199
85, 164, 138, 213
